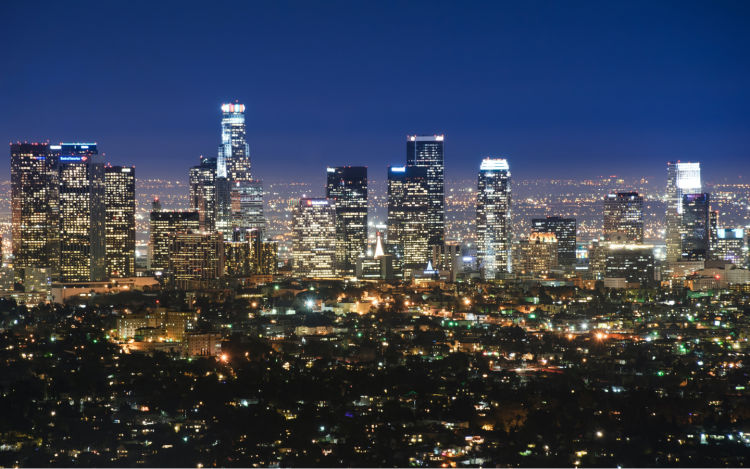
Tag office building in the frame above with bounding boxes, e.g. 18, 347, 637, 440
326, 166, 368, 276
104, 165, 136, 278
603, 192, 643, 243
515, 232, 557, 278
406, 135, 444, 247
292, 198, 337, 278
189, 156, 217, 231
149, 210, 200, 271
713, 228, 746, 267
224, 229, 278, 277
169, 231, 224, 290
217, 102, 251, 181
10, 143, 59, 279
666, 162, 701, 262
230, 179, 265, 236
387, 165, 430, 278
604, 244, 655, 286
476, 158, 511, 279
681, 193, 710, 261
531, 216, 576, 266
56, 143, 106, 282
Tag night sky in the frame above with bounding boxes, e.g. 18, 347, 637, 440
2, 1, 749, 183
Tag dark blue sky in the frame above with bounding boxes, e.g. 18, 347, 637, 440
2, 1, 749, 183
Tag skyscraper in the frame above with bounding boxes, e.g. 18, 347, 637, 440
476, 158, 511, 280
230, 180, 265, 236
603, 192, 644, 243
406, 135, 444, 247
387, 165, 430, 278
531, 217, 576, 266
217, 103, 251, 181
170, 231, 225, 290
666, 162, 701, 262
104, 166, 136, 278
681, 193, 710, 261
189, 156, 217, 231
326, 166, 368, 276
713, 228, 746, 266
292, 198, 337, 278
10, 143, 59, 279
149, 210, 200, 271
56, 143, 106, 282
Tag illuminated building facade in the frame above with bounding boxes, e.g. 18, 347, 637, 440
189, 156, 217, 231
406, 135, 444, 247
10, 143, 59, 279
230, 180, 265, 236
712, 228, 746, 266
56, 143, 106, 282
515, 232, 557, 277
104, 166, 135, 278
604, 244, 655, 286
476, 158, 511, 279
603, 192, 643, 243
224, 229, 278, 277
387, 165, 430, 278
217, 103, 251, 181
531, 216, 576, 267
666, 162, 701, 262
681, 193, 710, 261
326, 166, 368, 276
169, 231, 224, 290
293, 198, 337, 278
149, 210, 200, 271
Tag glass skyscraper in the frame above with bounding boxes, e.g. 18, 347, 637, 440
387, 165, 430, 279
217, 103, 251, 181
189, 156, 217, 231
56, 143, 106, 282
476, 158, 511, 279
326, 166, 368, 276
603, 192, 644, 243
406, 135, 444, 248
681, 193, 710, 261
104, 165, 136, 278
666, 161, 701, 262
531, 216, 576, 267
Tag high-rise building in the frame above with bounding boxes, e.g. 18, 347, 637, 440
387, 165, 430, 278
476, 158, 511, 280
326, 166, 368, 276
224, 228, 278, 277
56, 143, 106, 282
713, 228, 746, 266
666, 162, 701, 262
708, 210, 719, 257
104, 166, 136, 278
603, 192, 644, 243
230, 180, 265, 236
169, 231, 224, 290
406, 135, 444, 247
604, 244, 655, 286
217, 103, 251, 181
515, 232, 557, 277
10, 143, 60, 278
189, 156, 217, 231
292, 198, 337, 278
531, 217, 576, 266
681, 193, 710, 261
149, 211, 200, 271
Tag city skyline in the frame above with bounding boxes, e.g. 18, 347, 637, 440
2, 1, 750, 182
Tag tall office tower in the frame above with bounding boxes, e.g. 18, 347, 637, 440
247, 228, 278, 275
666, 162, 701, 262
387, 165, 430, 278
292, 198, 337, 278
326, 166, 368, 276
149, 210, 200, 271
189, 156, 217, 231
104, 166, 136, 278
604, 244, 655, 286
603, 192, 644, 243
713, 228, 746, 266
217, 103, 251, 181
515, 232, 558, 277
230, 180, 265, 236
169, 231, 224, 290
406, 135, 444, 247
10, 143, 60, 279
55, 143, 106, 282
681, 193, 710, 261
708, 210, 719, 257
476, 158, 512, 280
531, 216, 576, 266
